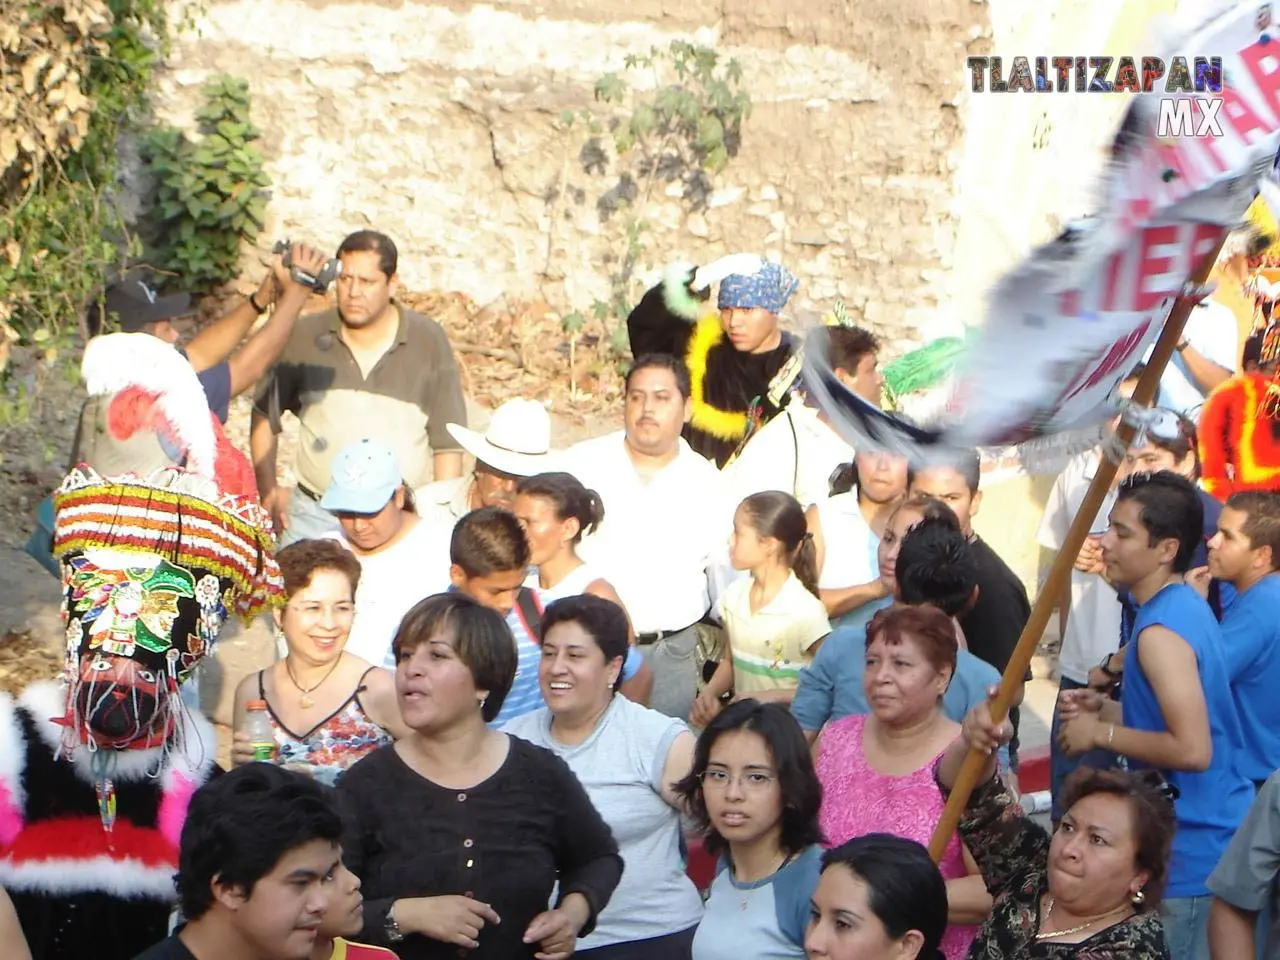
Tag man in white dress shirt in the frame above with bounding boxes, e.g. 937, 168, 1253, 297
562, 354, 732, 719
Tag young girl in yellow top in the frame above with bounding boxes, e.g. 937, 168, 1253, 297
690, 491, 831, 726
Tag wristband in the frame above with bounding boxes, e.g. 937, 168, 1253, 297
248, 290, 269, 314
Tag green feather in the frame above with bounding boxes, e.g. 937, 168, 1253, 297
661, 266, 704, 322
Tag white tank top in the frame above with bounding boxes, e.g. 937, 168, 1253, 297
532, 562, 600, 603
814, 493, 880, 589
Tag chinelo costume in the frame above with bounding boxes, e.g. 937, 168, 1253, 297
0, 333, 281, 960
1199, 323, 1280, 499
626, 254, 801, 467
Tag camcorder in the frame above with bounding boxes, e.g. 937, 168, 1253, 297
272, 240, 342, 293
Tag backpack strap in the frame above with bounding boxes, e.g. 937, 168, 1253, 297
514, 587, 544, 645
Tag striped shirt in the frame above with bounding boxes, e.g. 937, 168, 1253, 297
491, 596, 545, 726
718, 573, 830, 695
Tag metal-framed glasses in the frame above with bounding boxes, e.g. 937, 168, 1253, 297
699, 769, 777, 792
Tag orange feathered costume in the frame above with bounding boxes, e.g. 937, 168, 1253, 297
1199, 327, 1280, 500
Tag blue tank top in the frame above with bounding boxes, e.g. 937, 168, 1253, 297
1122, 582, 1254, 897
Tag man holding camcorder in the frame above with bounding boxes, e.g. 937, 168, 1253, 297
250, 229, 468, 544
72, 242, 328, 470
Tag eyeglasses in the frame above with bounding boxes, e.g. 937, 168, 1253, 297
699, 769, 777, 792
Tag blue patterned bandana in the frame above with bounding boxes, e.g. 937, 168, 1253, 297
717, 260, 800, 314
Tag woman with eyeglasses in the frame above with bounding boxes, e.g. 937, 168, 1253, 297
231, 539, 408, 785
936, 693, 1174, 958
675, 700, 824, 960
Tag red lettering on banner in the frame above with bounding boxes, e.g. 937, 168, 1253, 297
1238, 40, 1280, 117
1191, 222, 1226, 264
1133, 224, 1181, 312
1058, 319, 1155, 405
1058, 288, 1080, 317
1099, 242, 1128, 313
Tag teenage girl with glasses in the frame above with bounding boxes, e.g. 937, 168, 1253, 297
675, 700, 825, 960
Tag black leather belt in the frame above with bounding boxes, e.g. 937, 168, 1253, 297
636, 621, 701, 646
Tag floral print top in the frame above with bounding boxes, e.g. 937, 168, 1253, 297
953, 772, 1170, 959
260, 668, 391, 787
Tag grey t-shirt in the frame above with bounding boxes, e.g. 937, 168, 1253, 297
1207, 772, 1280, 958
693, 845, 823, 960
503, 696, 703, 949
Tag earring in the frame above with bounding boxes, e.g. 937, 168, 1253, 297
1131, 888, 1145, 906
478, 696, 487, 711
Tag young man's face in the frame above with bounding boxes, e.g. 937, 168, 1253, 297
836, 351, 884, 407
450, 565, 525, 617
908, 466, 980, 536
1207, 506, 1271, 583
1099, 498, 1176, 588
221, 839, 339, 960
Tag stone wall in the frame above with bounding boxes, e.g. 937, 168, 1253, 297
146, 0, 988, 354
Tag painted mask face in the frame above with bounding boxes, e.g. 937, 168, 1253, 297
61, 550, 236, 748
72, 653, 165, 748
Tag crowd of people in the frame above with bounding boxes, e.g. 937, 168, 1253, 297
4, 227, 1280, 960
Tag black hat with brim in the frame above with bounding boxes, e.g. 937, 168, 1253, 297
89, 275, 192, 334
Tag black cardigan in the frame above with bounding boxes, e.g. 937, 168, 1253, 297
337, 737, 623, 959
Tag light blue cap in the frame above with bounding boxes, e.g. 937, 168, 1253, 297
320, 439, 403, 514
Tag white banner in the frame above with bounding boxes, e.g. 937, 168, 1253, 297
943, 2, 1280, 447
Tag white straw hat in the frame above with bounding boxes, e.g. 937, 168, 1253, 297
445, 398, 556, 477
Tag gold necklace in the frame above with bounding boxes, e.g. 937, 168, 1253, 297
1035, 897, 1131, 941
285, 656, 342, 709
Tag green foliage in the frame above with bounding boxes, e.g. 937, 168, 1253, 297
141, 74, 270, 293
562, 40, 752, 366
0, 0, 168, 362
596, 40, 751, 185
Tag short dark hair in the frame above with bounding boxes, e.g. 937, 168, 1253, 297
820, 834, 947, 957
826, 326, 879, 376
896, 516, 976, 617
176, 764, 342, 921
625, 353, 692, 399
907, 447, 981, 495
1115, 471, 1204, 574
1059, 767, 1177, 910
451, 507, 530, 577
337, 230, 398, 277
675, 699, 824, 859
390, 592, 516, 722
1227, 490, 1280, 569
517, 472, 605, 544
277, 538, 362, 599
541, 594, 629, 691
865, 603, 957, 680
1142, 410, 1200, 477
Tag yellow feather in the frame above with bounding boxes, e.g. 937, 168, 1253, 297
685, 314, 749, 441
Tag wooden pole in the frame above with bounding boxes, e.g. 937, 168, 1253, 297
926, 233, 1229, 862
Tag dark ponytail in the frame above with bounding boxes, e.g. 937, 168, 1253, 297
738, 491, 820, 598
516, 472, 605, 543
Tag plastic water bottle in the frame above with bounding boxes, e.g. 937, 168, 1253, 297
242, 699, 277, 763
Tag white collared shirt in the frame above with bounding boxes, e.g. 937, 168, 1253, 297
723, 402, 854, 510
562, 431, 732, 634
